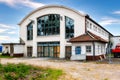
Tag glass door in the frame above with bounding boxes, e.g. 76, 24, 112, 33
44, 46, 49, 57
49, 46, 54, 57
57, 46, 60, 57
37, 46, 43, 57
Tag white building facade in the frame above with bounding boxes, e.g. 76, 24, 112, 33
19, 5, 113, 60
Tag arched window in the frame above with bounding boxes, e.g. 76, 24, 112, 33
65, 16, 74, 38
37, 14, 60, 36
27, 22, 33, 40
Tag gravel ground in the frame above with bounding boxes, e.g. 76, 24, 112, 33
0, 58, 120, 80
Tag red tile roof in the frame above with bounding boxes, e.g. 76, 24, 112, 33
69, 31, 108, 43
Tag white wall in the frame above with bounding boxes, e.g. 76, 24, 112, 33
14, 45, 24, 54
86, 19, 109, 41
19, 6, 86, 58
71, 42, 93, 56
95, 42, 106, 55
71, 42, 106, 56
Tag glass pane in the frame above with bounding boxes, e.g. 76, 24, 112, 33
37, 42, 60, 57
37, 14, 60, 36
27, 22, 33, 40
65, 16, 74, 39
44, 47, 49, 57
49, 47, 54, 57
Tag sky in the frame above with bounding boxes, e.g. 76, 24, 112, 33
0, 0, 120, 43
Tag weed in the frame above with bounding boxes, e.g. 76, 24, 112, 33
0, 63, 63, 80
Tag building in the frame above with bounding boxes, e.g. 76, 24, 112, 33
111, 36, 120, 49
2, 43, 24, 57
17, 5, 113, 60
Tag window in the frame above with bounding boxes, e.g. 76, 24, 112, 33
102, 30, 104, 35
101, 45, 103, 53
98, 28, 101, 33
65, 16, 74, 38
75, 46, 81, 54
98, 45, 100, 54
94, 26, 97, 31
37, 42, 60, 57
86, 46, 91, 53
27, 22, 33, 40
86, 21, 89, 28
37, 14, 60, 36
93, 25, 95, 31
90, 23, 92, 29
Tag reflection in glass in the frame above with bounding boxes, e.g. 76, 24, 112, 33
27, 22, 33, 40
37, 14, 60, 36
65, 16, 74, 38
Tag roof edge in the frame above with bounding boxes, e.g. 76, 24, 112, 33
18, 5, 87, 25
2, 43, 25, 45
85, 16, 113, 36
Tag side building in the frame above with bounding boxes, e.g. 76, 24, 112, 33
111, 36, 120, 49
18, 5, 113, 60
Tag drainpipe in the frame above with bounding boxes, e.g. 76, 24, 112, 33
92, 41, 95, 60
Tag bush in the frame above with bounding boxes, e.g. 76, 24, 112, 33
4, 73, 18, 80
0, 63, 63, 80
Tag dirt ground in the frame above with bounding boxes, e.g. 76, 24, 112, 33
0, 58, 120, 80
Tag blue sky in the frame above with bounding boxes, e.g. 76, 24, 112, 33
0, 0, 120, 43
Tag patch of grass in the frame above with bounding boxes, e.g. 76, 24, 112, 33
104, 78, 109, 80
0, 63, 63, 80
107, 53, 114, 58
0, 55, 13, 58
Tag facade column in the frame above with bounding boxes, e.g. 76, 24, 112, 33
72, 46, 75, 56
60, 15, 65, 58
32, 19, 37, 57
24, 45, 27, 57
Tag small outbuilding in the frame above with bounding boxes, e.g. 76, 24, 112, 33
2, 43, 25, 57
69, 31, 107, 60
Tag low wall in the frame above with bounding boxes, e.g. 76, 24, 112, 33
13, 53, 24, 57
86, 54, 105, 61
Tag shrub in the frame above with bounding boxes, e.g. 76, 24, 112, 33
4, 72, 18, 80
0, 63, 63, 80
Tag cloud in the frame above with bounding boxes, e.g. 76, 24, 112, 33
113, 11, 120, 15
0, 35, 19, 43
0, 0, 45, 9
79, 10, 87, 15
0, 29, 8, 33
0, 23, 16, 29
0, 0, 15, 6
8, 31, 16, 34
0, 35, 10, 41
0, 23, 19, 43
99, 17, 120, 26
